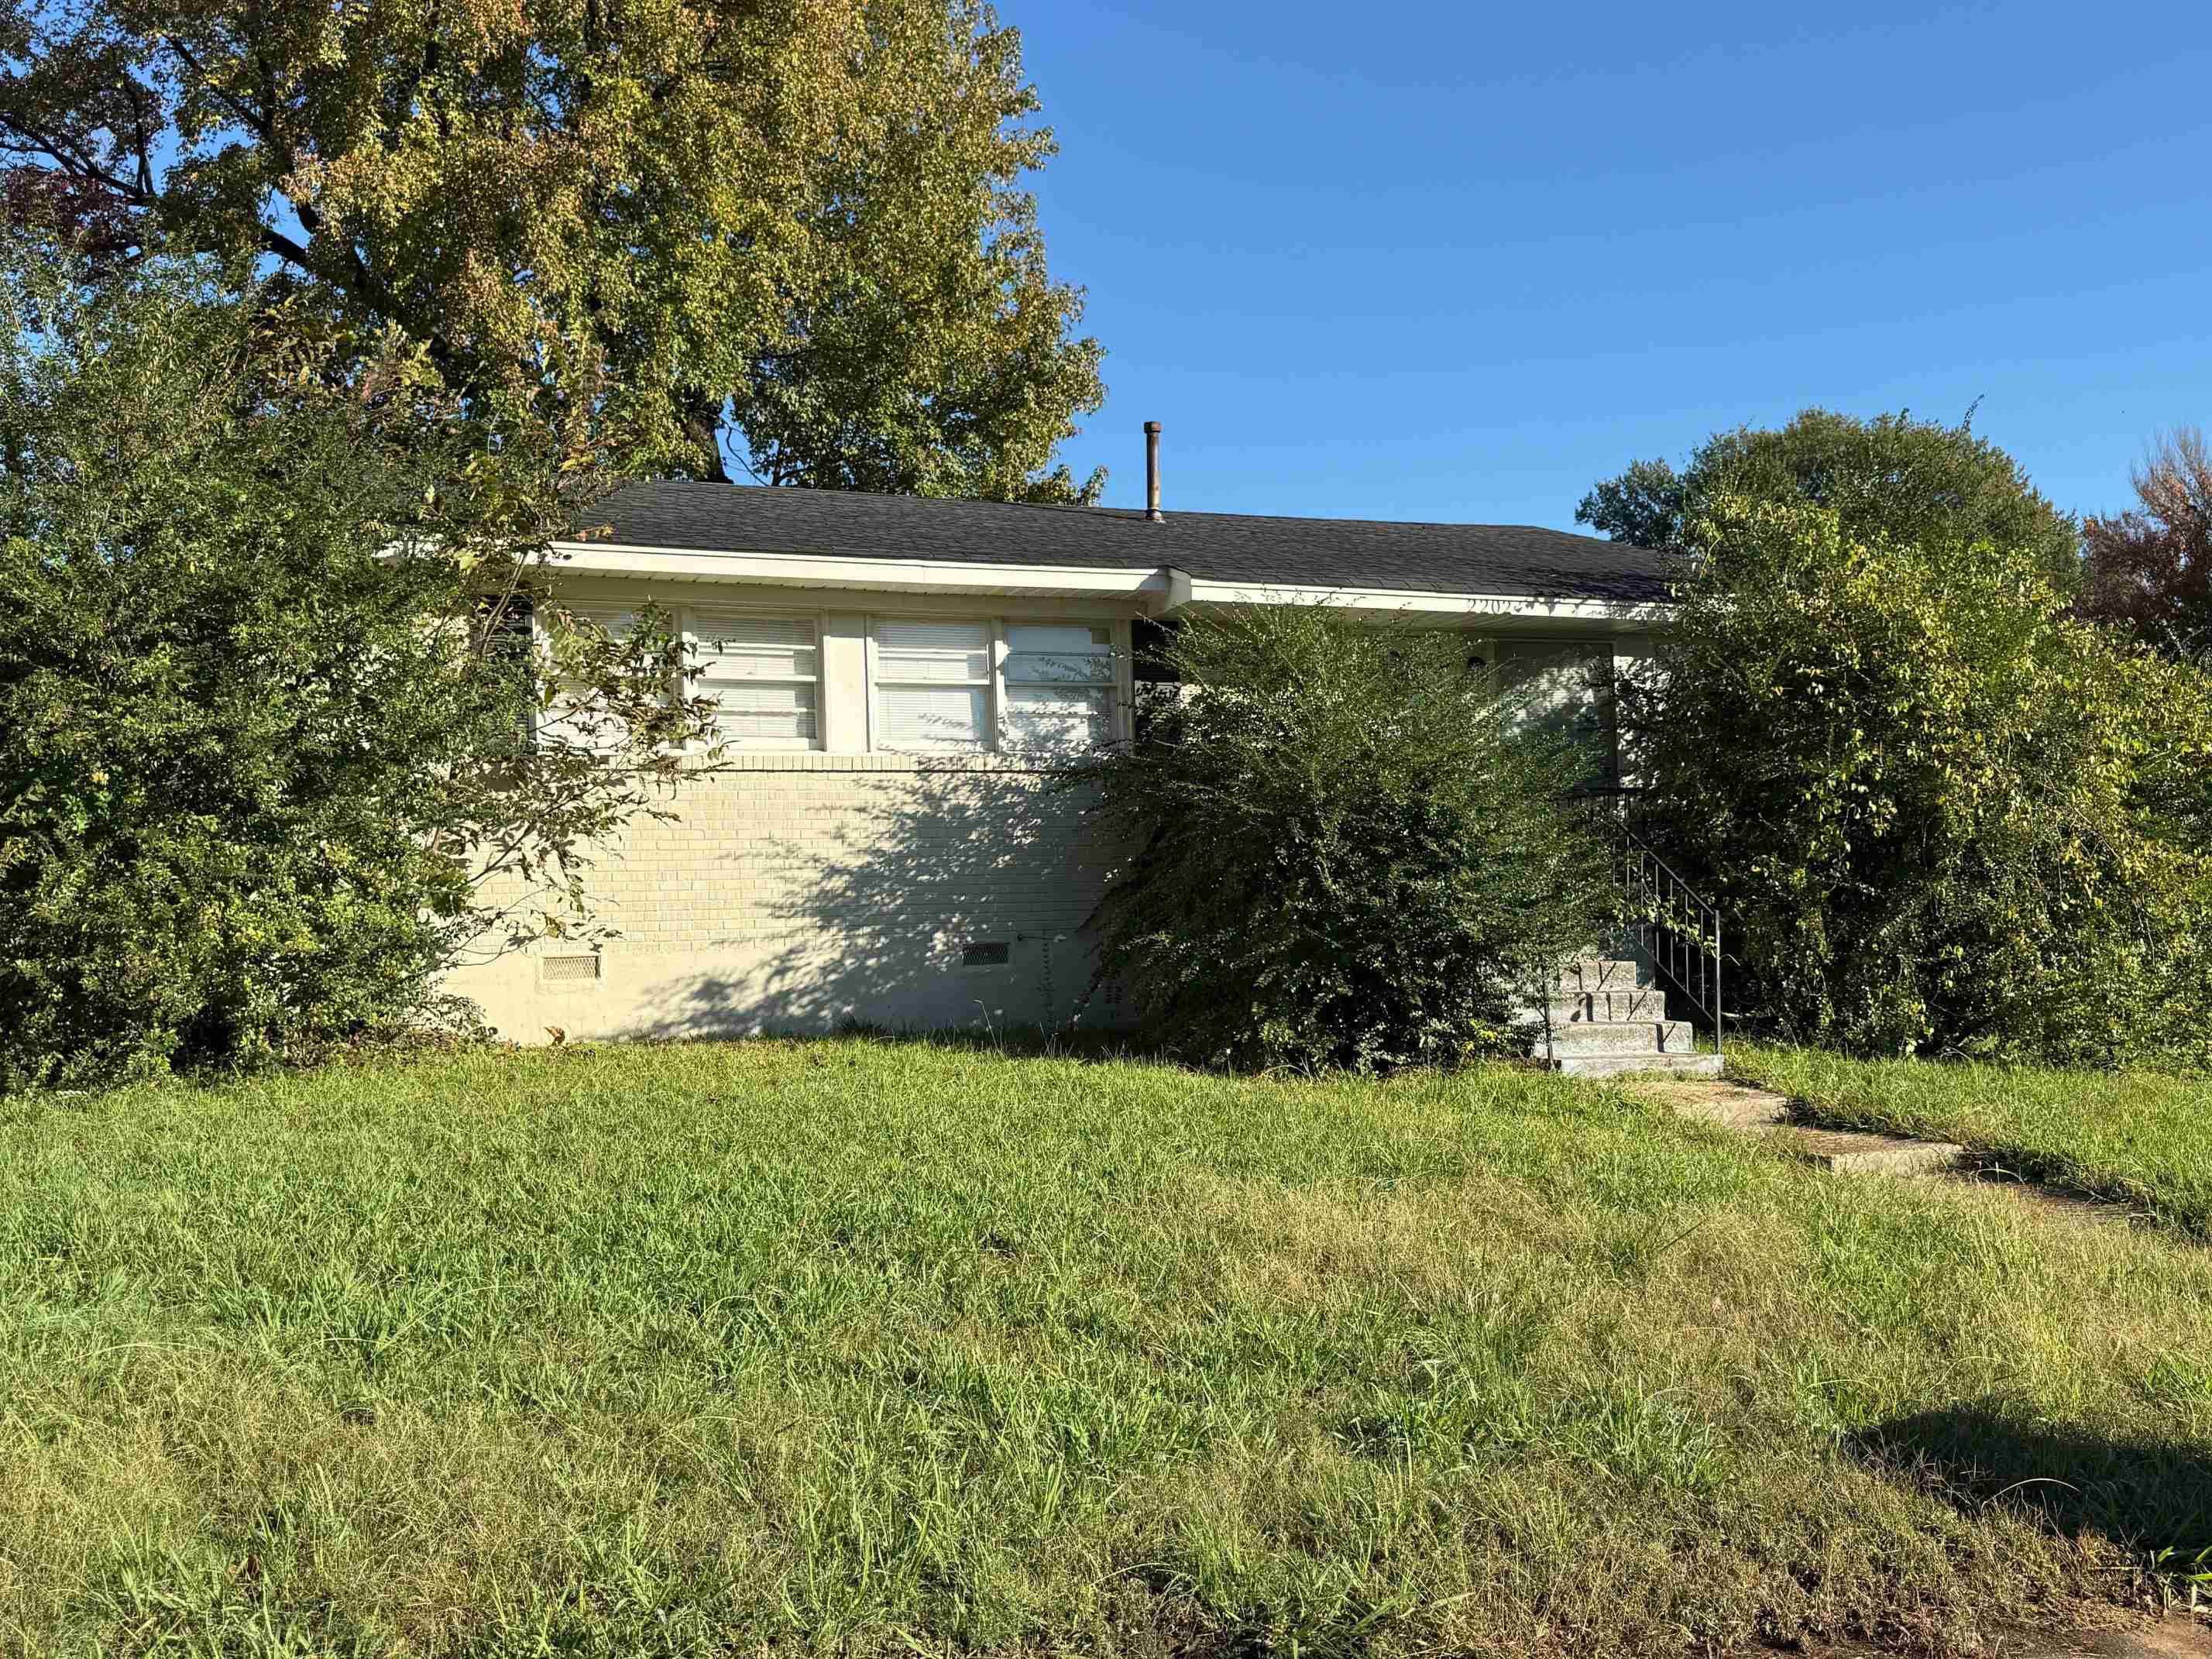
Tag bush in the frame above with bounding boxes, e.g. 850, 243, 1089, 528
1579, 407, 2082, 593
1631, 493, 2212, 1066
0, 254, 710, 1090
1068, 606, 1616, 1073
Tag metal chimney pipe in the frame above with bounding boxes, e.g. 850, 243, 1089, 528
1144, 421, 1164, 521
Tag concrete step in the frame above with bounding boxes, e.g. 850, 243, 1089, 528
1778, 1127, 1966, 1177
1647, 1079, 1789, 1132
1626, 1079, 1973, 1181
1544, 1019, 1692, 1054
1547, 1051, 1723, 1079
1523, 989, 1672, 1025
1551, 958, 1651, 994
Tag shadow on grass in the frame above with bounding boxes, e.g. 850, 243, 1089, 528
1118, 1561, 1402, 1659
617, 1008, 1176, 1069
1855, 1404, 2212, 1556
610, 1021, 1574, 1087
1774, 1088, 2210, 1245
1950, 1155, 2212, 1246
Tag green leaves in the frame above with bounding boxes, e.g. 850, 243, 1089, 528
1066, 607, 1616, 1074
1579, 408, 2082, 595
0, 250, 716, 1089
0, 0, 1104, 492
1633, 491, 2212, 1067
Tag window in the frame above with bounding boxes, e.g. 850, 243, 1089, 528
534, 602, 1121, 757
541, 603, 640, 754
1003, 623, 1115, 751
476, 592, 536, 752
689, 610, 819, 749
871, 617, 1120, 754
874, 619, 994, 750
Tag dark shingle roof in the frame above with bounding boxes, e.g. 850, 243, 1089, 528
577, 481, 1675, 604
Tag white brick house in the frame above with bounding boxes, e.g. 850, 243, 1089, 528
445, 470, 1676, 1042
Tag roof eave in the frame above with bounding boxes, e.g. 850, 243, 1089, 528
1159, 572, 1671, 626
544, 541, 1674, 624
548, 539, 1181, 608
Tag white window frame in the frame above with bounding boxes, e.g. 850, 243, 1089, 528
867, 613, 1123, 755
533, 599, 647, 755
999, 620, 1120, 754
866, 615, 1000, 754
682, 604, 824, 754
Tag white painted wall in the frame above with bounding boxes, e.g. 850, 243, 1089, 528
444, 578, 1662, 1041
448, 757, 1115, 1042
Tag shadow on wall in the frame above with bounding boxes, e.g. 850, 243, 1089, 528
1496, 641, 1620, 790
617, 768, 1115, 1042
1853, 1404, 2211, 1556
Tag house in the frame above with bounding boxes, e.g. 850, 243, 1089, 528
445, 431, 1681, 1049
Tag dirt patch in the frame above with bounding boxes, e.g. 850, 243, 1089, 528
1774, 1611, 2212, 1658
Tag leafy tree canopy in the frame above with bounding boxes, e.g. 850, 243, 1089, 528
1630, 492, 2212, 1066
1579, 408, 2081, 591
2080, 426, 2212, 659
0, 246, 715, 1089
0, 0, 1104, 496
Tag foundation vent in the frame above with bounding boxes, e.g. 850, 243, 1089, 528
540, 953, 603, 985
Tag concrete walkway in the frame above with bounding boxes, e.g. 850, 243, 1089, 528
1891, 1612, 2210, 1658
1630, 1075, 1969, 1176
1629, 1073, 2135, 1228
1627, 1074, 2206, 1659
2053, 1616, 2212, 1658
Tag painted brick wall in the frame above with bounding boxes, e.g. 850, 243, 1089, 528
445, 756, 1118, 1042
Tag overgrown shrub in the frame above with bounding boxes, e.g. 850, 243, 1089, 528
1579, 406, 2082, 592
1068, 606, 1616, 1073
1632, 493, 2212, 1066
0, 254, 711, 1091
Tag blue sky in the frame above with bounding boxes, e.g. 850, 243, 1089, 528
1019, 2, 2212, 531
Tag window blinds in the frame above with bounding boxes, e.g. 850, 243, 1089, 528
541, 604, 638, 753
1004, 623, 1113, 750
875, 620, 992, 748
691, 612, 819, 745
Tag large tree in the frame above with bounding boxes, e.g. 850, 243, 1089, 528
2080, 427, 2212, 658
0, 0, 1104, 495
0, 247, 716, 1088
1630, 491, 2212, 1066
1578, 408, 2081, 591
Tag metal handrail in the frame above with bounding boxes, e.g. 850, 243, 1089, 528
1617, 824, 1725, 1056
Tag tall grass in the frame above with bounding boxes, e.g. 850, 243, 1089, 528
1728, 1040, 2212, 1238
1, 1039, 2207, 1656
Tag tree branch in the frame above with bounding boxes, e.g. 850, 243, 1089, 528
160, 33, 273, 143
383, 26, 441, 149
0, 111, 156, 206
127, 80, 154, 198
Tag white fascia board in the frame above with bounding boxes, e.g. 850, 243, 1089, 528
539, 543, 1670, 625
547, 539, 1177, 606
1164, 577, 1673, 626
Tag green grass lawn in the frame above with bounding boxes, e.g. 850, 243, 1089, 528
3, 1039, 2210, 1657
1727, 1040, 2212, 1241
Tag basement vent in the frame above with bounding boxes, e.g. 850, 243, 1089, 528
961, 941, 1012, 968
540, 953, 603, 985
